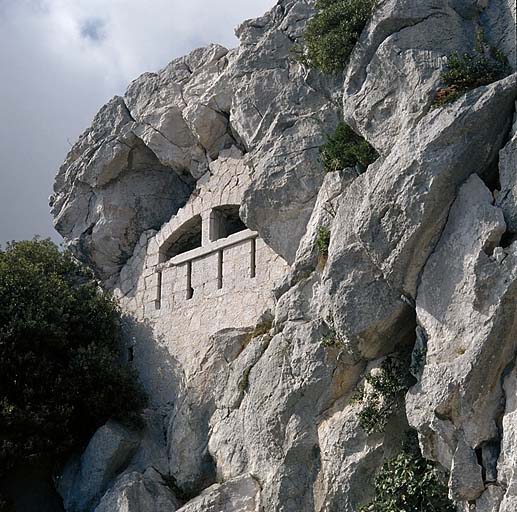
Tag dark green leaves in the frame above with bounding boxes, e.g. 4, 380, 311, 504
320, 122, 378, 173
434, 33, 511, 106
356, 355, 411, 435
316, 226, 331, 255
360, 432, 455, 512
0, 239, 144, 474
300, 0, 377, 74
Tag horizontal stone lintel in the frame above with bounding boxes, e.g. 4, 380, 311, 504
157, 229, 258, 270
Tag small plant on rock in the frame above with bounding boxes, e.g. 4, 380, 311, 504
316, 226, 331, 256
298, 0, 378, 74
356, 355, 411, 435
360, 431, 455, 512
320, 122, 378, 173
433, 31, 511, 106
320, 326, 345, 349
320, 317, 346, 350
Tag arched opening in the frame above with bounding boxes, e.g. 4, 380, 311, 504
160, 215, 202, 262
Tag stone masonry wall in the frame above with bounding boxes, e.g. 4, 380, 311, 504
114, 146, 289, 392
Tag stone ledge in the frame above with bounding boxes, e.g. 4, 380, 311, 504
157, 229, 258, 269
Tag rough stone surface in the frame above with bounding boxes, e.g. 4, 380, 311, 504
94, 469, 180, 512
497, 364, 517, 512
50, 98, 195, 284
407, 173, 517, 509
449, 438, 485, 501
481, 0, 517, 71
320, 75, 516, 362
57, 421, 140, 512
50, 0, 517, 511
497, 102, 517, 232
176, 475, 260, 512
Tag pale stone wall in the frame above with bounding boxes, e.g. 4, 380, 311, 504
114, 146, 289, 390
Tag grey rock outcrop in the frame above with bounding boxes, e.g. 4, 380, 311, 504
497, 104, 517, 232
56, 413, 171, 512
51, 0, 517, 511
321, 75, 516, 362
498, 364, 517, 512
51, 97, 195, 284
57, 421, 140, 512
176, 475, 260, 512
406, 172, 517, 509
94, 469, 180, 512
51, 2, 342, 281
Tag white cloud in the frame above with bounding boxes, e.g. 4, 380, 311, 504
0, 0, 277, 245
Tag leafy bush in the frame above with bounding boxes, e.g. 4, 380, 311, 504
434, 32, 511, 106
356, 355, 411, 434
320, 122, 378, 173
360, 431, 455, 512
0, 239, 145, 475
299, 0, 377, 74
316, 226, 331, 255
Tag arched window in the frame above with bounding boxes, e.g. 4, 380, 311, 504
160, 215, 202, 262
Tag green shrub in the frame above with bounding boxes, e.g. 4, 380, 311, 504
0, 239, 145, 475
299, 0, 377, 74
316, 226, 331, 255
360, 431, 455, 512
356, 355, 411, 434
434, 32, 511, 106
320, 122, 378, 173
320, 323, 345, 349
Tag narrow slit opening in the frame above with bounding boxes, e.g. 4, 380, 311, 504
217, 250, 224, 289
250, 238, 256, 278
155, 270, 162, 309
186, 261, 194, 300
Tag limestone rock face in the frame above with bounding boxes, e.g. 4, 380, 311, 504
52, 2, 341, 279
57, 421, 140, 512
51, 97, 195, 284
497, 105, 517, 232
406, 173, 517, 508
51, 0, 517, 511
56, 414, 170, 512
498, 365, 517, 512
94, 470, 181, 512
320, 75, 516, 363
176, 475, 260, 512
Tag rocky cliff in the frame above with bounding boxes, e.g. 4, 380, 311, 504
51, 0, 517, 511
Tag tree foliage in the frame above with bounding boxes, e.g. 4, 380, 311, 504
0, 239, 144, 474
300, 0, 377, 74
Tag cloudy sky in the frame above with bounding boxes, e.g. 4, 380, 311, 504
0, 0, 276, 246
